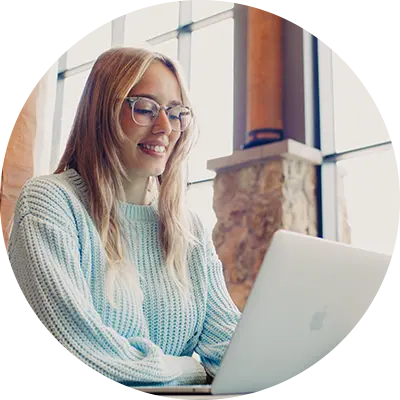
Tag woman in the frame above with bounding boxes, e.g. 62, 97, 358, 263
8, 47, 241, 386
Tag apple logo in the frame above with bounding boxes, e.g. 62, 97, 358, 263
310, 307, 328, 331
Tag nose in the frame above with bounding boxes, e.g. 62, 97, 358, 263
152, 108, 172, 136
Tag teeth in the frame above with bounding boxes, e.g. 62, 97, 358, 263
140, 144, 166, 154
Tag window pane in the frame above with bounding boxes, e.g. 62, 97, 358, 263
192, 0, 234, 21
187, 181, 217, 234
338, 147, 399, 255
330, 39, 400, 152
189, 19, 234, 182
66, 22, 112, 69
60, 70, 90, 154
124, 2, 179, 44
151, 39, 178, 61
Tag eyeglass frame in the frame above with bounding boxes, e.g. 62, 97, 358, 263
125, 96, 193, 132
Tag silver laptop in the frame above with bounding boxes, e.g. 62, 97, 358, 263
134, 230, 391, 395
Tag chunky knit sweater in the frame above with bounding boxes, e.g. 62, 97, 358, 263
8, 169, 241, 386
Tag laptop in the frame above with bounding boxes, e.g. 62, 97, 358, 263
134, 230, 391, 395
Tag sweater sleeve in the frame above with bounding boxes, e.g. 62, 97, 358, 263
194, 226, 242, 377
8, 181, 207, 386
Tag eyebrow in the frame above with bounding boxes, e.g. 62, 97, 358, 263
131, 93, 183, 107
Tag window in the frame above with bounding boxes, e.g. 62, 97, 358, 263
124, 3, 180, 45
338, 148, 399, 255
151, 39, 179, 61
189, 18, 234, 182
60, 70, 90, 153
66, 22, 112, 69
332, 39, 400, 152
187, 181, 217, 232
192, 1, 234, 21
318, 42, 398, 254
53, 1, 236, 234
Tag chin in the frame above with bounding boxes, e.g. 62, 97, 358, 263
149, 169, 164, 177
143, 165, 166, 177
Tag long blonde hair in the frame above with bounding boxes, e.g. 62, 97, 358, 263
55, 47, 199, 298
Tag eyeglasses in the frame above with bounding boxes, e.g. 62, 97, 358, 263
125, 96, 193, 132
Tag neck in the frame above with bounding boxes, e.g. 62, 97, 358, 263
121, 171, 157, 205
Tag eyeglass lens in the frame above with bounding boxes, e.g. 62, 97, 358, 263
132, 98, 191, 131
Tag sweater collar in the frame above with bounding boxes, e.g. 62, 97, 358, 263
62, 168, 159, 222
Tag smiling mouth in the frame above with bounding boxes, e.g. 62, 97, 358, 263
137, 143, 167, 156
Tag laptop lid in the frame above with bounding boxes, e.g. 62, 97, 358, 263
211, 230, 390, 395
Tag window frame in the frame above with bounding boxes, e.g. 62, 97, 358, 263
51, 1, 237, 190
316, 39, 393, 242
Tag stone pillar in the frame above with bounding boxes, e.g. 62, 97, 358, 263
207, 7, 350, 312
208, 140, 322, 311
207, 7, 325, 311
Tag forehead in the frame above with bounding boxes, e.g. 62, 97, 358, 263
130, 61, 182, 104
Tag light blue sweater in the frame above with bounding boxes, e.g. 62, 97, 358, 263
8, 169, 241, 386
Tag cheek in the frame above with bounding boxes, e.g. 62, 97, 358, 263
171, 131, 183, 147
120, 108, 131, 135
120, 110, 147, 141
167, 133, 182, 155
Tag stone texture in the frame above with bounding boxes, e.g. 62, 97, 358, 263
281, 159, 318, 236
212, 158, 318, 311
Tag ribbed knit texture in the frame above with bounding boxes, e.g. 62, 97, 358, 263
8, 169, 241, 386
